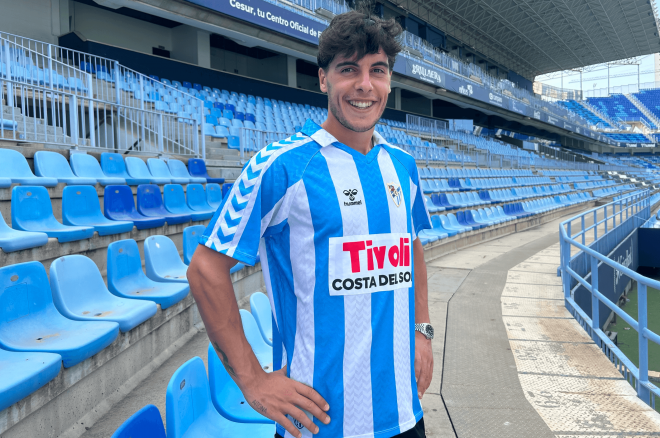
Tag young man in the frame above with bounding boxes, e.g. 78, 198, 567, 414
188, 11, 434, 438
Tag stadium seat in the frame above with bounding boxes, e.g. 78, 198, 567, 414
183, 225, 205, 265
137, 184, 192, 225
0, 209, 48, 252
11, 186, 95, 242
240, 309, 272, 369
147, 158, 188, 184
166, 356, 275, 438
101, 153, 150, 185
250, 292, 273, 346
33, 151, 97, 185
111, 404, 166, 438
207, 343, 273, 424
144, 235, 188, 283
0, 261, 119, 367
0, 148, 58, 186
186, 184, 216, 215
104, 185, 166, 230
62, 186, 134, 236
163, 184, 213, 221
107, 240, 189, 309
70, 154, 125, 186
187, 159, 225, 184
49, 255, 157, 332
125, 157, 170, 185
206, 183, 223, 209
0, 349, 62, 412
168, 159, 207, 183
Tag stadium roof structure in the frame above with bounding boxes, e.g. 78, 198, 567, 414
388, 0, 660, 79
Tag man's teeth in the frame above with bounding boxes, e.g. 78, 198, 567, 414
349, 101, 373, 108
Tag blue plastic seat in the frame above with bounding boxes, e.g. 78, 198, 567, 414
166, 356, 275, 438
206, 183, 223, 209
0, 149, 58, 186
183, 225, 205, 265
11, 186, 95, 243
250, 292, 273, 346
186, 184, 216, 215
111, 404, 166, 438
187, 159, 225, 184
0, 349, 62, 411
207, 343, 273, 424
125, 157, 169, 185
163, 184, 213, 221
0, 261, 119, 367
144, 235, 188, 283
0, 209, 48, 252
147, 158, 188, 184
0, 178, 10, 188
104, 185, 166, 230
240, 309, 272, 369
137, 184, 191, 225
33, 151, 97, 185
50, 255, 157, 332
62, 186, 134, 236
70, 154, 125, 186
107, 239, 189, 309
168, 159, 206, 183
100, 153, 150, 185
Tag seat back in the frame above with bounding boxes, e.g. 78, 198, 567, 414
239, 309, 271, 361
0, 261, 53, 323
206, 183, 223, 209
111, 404, 166, 438
187, 184, 211, 211
137, 184, 166, 215
168, 159, 192, 179
11, 186, 57, 229
107, 239, 146, 292
0, 148, 36, 178
70, 152, 107, 178
104, 185, 139, 217
147, 158, 174, 179
34, 151, 76, 178
187, 159, 209, 179
49, 255, 110, 314
183, 225, 205, 265
144, 235, 186, 274
250, 292, 273, 344
163, 184, 189, 213
62, 186, 104, 224
166, 357, 212, 438
101, 153, 131, 178
125, 157, 153, 179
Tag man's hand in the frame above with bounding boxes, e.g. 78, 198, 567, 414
414, 331, 433, 399
242, 367, 331, 438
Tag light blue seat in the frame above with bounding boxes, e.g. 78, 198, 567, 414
0, 261, 119, 368
107, 240, 189, 309
207, 343, 273, 424
33, 151, 97, 185
166, 356, 275, 438
240, 309, 272, 369
183, 225, 205, 265
186, 184, 216, 216
100, 153, 150, 185
111, 404, 166, 438
168, 159, 206, 184
62, 186, 134, 236
250, 292, 273, 346
137, 185, 191, 225
163, 184, 214, 221
49, 255, 157, 332
70, 154, 125, 186
11, 186, 95, 243
125, 157, 169, 185
148, 158, 188, 184
0, 149, 58, 186
0, 177, 10, 188
144, 235, 188, 283
0, 209, 48, 252
0, 348, 62, 411
206, 183, 223, 209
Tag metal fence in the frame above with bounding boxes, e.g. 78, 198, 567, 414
238, 127, 292, 160
405, 114, 449, 139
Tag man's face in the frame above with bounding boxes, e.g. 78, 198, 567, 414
319, 49, 392, 133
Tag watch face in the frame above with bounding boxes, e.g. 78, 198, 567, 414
426, 325, 434, 339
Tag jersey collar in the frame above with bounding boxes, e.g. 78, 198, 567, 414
300, 118, 391, 150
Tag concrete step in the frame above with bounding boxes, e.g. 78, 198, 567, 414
205, 158, 242, 167
207, 166, 241, 181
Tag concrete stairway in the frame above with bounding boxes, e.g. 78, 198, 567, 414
203, 139, 244, 182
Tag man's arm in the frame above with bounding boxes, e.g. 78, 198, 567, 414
412, 237, 433, 399
187, 245, 331, 437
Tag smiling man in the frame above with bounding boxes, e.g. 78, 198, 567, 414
188, 10, 434, 438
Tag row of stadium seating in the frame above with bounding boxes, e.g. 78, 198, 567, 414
587, 95, 658, 129
418, 167, 533, 178
557, 100, 612, 128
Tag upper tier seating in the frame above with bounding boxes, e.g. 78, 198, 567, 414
34, 151, 97, 185
125, 157, 170, 185
187, 158, 225, 184
111, 404, 166, 438
557, 100, 611, 128
0, 209, 48, 252
633, 89, 660, 121
0, 149, 57, 186
250, 292, 273, 347
71, 154, 126, 186
62, 186, 135, 236
144, 235, 189, 283
104, 185, 166, 230
137, 184, 192, 225
0, 349, 62, 412
101, 153, 151, 185
147, 158, 189, 184
163, 184, 214, 221
588, 95, 658, 129
168, 159, 206, 184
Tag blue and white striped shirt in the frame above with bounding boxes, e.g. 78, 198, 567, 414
201, 119, 431, 438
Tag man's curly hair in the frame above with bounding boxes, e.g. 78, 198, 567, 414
317, 10, 403, 71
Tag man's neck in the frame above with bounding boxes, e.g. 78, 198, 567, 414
321, 115, 374, 156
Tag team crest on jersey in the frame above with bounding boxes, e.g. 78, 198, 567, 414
386, 183, 402, 207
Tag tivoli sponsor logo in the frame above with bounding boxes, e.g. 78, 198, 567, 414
328, 233, 412, 295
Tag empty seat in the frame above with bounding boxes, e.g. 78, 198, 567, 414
187, 159, 225, 184
0, 349, 62, 412
104, 185, 166, 230
147, 158, 187, 184
62, 186, 134, 236
240, 309, 272, 369
0, 149, 58, 186
206, 183, 223, 209
250, 292, 273, 346
11, 186, 95, 243
163, 184, 214, 221
111, 404, 166, 438
70, 154, 125, 186
50, 255, 157, 332
166, 356, 275, 438
144, 235, 188, 283
183, 225, 205, 265
101, 153, 150, 185
34, 151, 97, 185
168, 159, 206, 184
0, 261, 119, 368
0, 178, 10, 188
107, 240, 189, 309
125, 157, 169, 185
137, 184, 191, 225
0, 209, 48, 252
186, 184, 216, 215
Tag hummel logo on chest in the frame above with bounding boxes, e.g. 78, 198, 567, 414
343, 189, 362, 206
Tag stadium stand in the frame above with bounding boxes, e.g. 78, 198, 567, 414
558, 100, 612, 128
588, 94, 658, 129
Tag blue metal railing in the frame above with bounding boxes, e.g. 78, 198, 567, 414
559, 190, 660, 407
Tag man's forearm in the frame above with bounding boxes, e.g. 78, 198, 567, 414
413, 238, 430, 323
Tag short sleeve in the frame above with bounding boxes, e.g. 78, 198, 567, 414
410, 166, 432, 240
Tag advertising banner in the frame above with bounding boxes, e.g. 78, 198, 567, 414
393, 57, 445, 87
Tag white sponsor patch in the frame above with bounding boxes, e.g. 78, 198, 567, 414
328, 233, 412, 296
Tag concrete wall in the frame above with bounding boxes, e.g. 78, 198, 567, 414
401, 92, 432, 116
296, 72, 320, 92
210, 47, 287, 85
0, 0, 60, 44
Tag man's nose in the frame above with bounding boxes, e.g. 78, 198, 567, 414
355, 70, 373, 92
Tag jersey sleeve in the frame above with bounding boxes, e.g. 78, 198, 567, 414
410, 165, 432, 240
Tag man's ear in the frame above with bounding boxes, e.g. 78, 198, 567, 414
319, 68, 328, 93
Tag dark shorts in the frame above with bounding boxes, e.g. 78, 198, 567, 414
275, 417, 426, 438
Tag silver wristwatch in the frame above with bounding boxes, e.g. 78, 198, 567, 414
414, 323, 434, 340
